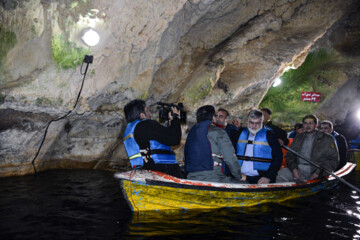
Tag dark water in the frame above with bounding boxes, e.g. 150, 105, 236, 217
1, 169, 360, 240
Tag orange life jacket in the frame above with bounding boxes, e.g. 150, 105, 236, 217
280, 138, 293, 169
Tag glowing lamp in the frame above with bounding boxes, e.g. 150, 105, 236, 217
356, 109, 360, 120
82, 29, 100, 47
272, 78, 282, 87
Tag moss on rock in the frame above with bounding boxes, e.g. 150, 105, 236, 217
0, 28, 17, 84
51, 34, 89, 70
0, 92, 6, 104
260, 48, 346, 124
185, 79, 212, 105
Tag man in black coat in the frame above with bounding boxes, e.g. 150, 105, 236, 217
261, 108, 289, 146
321, 120, 348, 171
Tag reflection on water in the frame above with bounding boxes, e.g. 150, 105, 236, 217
1, 169, 360, 239
127, 206, 279, 239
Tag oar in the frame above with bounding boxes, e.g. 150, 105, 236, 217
282, 145, 360, 193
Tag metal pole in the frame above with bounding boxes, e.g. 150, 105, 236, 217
283, 145, 360, 193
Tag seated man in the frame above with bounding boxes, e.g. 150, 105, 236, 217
216, 108, 239, 137
277, 114, 339, 182
123, 99, 183, 178
288, 123, 304, 139
321, 120, 348, 171
184, 105, 245, 183
233, 109, 283, 184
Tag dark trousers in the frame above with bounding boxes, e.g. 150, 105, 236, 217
246, 174, 276, 184
246, 175, 261, 184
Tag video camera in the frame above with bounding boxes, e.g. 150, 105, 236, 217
157, 102, 187, 123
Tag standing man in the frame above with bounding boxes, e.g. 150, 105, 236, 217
233, 109, 283, 184
276, 114, 339, 182
261, 108, 289, 146
123, 99, 183, 178
184, 105, 245, 183
321, 120, 348, 171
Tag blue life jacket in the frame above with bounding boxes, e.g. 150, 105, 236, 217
148, 139, 177, 164
350, 135, 360, 149
185, 120, 214, 173
124, 119, 177, 168
288, 130, 295, 139
236, 128, 272, 171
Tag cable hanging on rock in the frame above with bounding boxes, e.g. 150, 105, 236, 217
30, 55, 93, 175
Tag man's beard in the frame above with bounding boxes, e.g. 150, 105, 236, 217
305, 127, 315, 135
248, 124, 263, 135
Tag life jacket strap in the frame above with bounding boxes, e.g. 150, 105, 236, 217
129, 153, 142, 160
211, 153, 223, 159
124, 133, 134, 141
148, 149, 175, 155
213, 161, 222, 167
139, 148, 176, 162
237, 155, 272, 163
238, 139, 269, 146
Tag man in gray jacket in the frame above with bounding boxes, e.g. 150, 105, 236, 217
184, 105, 245, 183
276, 114, 339, 182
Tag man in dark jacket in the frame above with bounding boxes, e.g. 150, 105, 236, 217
321, 120, 348, 171
216, 108, 239, 138
261, 108, 289, 146
276, 114, 339, 182
232, 109, 283, 184
184, 105, 245, 183
123, 99, 183, 178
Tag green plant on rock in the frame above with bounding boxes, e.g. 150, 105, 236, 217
36, 97, 53, 106
185, 79, 212, 105
0, 92, 6, 103
71, 1, 79, 9
57, 97, 64, 106
31, 25, 36, 37
260, 48, 344, 124
51, 34, 89, 70
138, 90, 148, 100
0, 28, 17, 85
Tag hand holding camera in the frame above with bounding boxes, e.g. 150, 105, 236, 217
169, 106, 181, 121
157, 102, 187, 123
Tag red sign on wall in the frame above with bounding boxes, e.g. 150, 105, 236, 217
301, 91, 321, 102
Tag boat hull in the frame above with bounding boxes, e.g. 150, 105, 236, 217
115, 162, 356, 211
120, 178, 337, 211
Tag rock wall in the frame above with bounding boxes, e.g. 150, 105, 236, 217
0, 0, 359, 176
315, 5, 360, 138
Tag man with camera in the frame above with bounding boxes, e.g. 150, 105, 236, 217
123, 99, 184, 178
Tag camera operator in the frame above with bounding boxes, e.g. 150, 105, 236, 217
123, 99, 184, 178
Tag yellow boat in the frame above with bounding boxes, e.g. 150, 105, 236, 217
114, 162, 356, 212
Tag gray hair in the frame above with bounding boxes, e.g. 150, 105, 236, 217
248, 109, 263, 121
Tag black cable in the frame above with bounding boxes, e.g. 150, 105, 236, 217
30, 55, 93, 175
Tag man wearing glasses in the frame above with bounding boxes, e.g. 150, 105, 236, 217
233, 109, 283, 184
276, 114, 339, 182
